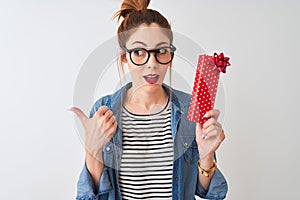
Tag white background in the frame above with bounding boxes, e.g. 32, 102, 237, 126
1, 0, 299, 199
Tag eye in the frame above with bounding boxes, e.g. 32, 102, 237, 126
133, 49, 146, 57
157, 48, 169, 55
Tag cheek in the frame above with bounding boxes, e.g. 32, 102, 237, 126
128, 66, 143, 78
160, 66, 169, 76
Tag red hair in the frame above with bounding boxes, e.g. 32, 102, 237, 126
114, 0, 173, 50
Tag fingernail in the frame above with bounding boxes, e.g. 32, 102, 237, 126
203, 112, 209, 118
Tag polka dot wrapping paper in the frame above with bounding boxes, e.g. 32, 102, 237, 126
187, 54, 230, 124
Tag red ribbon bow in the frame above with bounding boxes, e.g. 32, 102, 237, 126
213, 52, 231, 73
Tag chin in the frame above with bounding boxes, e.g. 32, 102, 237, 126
142, 82, 162, 89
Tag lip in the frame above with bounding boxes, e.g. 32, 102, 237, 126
143, 74, 159, 84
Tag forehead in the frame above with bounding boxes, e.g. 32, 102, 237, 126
126, 24, 170, 47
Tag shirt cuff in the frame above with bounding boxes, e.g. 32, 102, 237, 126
76, 162, 112, 199
196, 168, 228, 199
76, 162, 97, 199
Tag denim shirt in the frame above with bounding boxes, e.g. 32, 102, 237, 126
76, 83, 228, 200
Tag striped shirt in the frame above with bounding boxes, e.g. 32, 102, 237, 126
119, 101, 173, 200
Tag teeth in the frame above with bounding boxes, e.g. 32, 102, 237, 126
145, 75, 158, 78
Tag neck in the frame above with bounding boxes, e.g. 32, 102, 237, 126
125, 84, 168, 114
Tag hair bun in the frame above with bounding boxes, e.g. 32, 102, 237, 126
114, 0, 151, 20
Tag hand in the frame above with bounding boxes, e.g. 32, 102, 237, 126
69, 106, 117, 161
196, 109, 225, 165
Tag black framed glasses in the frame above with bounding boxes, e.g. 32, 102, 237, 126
123, 45, 176, 66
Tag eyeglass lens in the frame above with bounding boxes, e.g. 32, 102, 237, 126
130, 47, 173, 65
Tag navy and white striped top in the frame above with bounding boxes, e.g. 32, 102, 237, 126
119, 101, 173, 200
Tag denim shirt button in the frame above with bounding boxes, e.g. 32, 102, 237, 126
174, 176, 178, 181
106, 146, 111, 152
183, 142, 188, 148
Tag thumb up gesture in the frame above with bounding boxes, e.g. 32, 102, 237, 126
69, 106, 118, 161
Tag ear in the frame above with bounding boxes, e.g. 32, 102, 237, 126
120, 48, 128, 63
121, 53, 128, 63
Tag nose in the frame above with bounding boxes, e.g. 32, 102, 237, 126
147, 52, 158, 68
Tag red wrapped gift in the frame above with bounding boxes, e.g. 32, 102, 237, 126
188, 53, 230, 124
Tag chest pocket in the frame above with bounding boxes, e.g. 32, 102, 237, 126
180, 135, 199, 164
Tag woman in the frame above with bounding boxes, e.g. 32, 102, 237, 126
71, 0, 227, 199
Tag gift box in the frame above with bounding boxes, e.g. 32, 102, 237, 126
188, 53, 230, 124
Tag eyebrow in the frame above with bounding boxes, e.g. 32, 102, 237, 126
131, 41, 169, 47
155, 42, 169, 47
131, 41, 147, 46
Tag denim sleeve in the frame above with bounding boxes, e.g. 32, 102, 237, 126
195, 168, 228, 200
76, 162, 113, 200
76, 162, 97, 200
76, 97, 113, 200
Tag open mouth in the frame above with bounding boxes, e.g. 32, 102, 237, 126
143, 74, 159, 84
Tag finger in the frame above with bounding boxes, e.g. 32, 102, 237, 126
102, 115, 116, 132
213, 130, 226, 150
102, 121, 117, 140
203, 117, 222, 129
203, 125, 222, 138
203, 109, 220, 120
69, 107, 88, 123
95, 106, 109, 117
219, 129, 225, 142
104, 110, 114, 122
107, 122, 118, 139
97, 111, 114, 130
103, 115, 116, 129
196, 123, 203, 132
109, 115, 116, 125
221, 129, 225, 141
196, 123, 207, 140
196, 123, 205, 139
